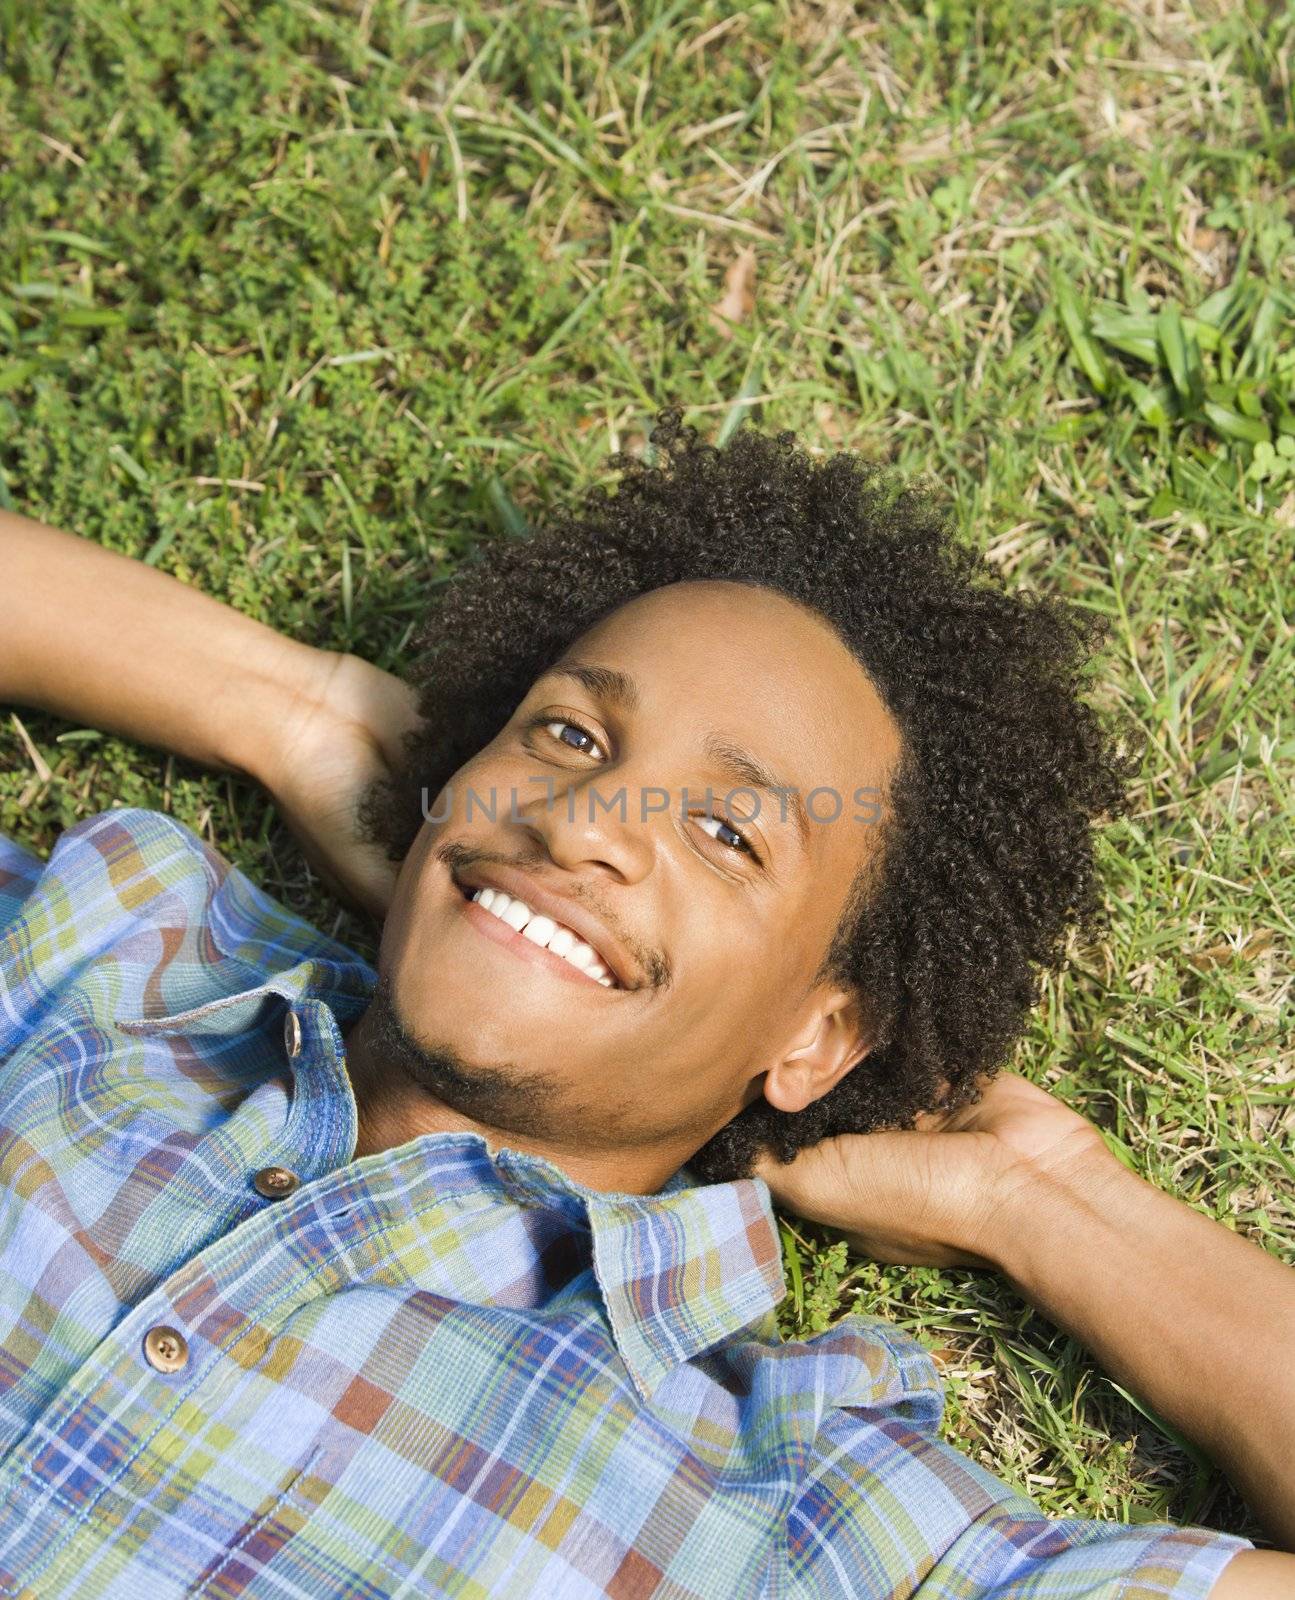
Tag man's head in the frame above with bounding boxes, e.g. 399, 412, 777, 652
355, 408, 1139, 1188
353, 575, 901, 1189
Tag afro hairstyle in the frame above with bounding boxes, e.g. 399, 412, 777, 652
357, 406, 1142, 1183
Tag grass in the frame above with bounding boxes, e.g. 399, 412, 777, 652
2, 0, 1291, 1546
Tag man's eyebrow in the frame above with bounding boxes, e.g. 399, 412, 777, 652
700, 734, 809, 850
541, 660, 809, 850
544, 661, 640, 712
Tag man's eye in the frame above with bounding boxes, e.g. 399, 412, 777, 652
540, 718, 604, 758
694, 813, 755, 856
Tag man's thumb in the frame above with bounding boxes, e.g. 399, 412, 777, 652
748, 1145, 784, 1187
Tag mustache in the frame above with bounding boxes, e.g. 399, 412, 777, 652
434, 838, 671, 991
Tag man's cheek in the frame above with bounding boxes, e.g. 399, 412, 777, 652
426, 756, 527, 832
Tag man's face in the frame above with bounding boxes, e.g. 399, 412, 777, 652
353, 579, 903, 1189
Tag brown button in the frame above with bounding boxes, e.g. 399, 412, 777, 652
143, 1325, 189, 1373
283, 1010, 302, 1058
253, 1165, 300, 1199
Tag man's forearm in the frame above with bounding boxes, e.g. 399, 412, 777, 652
1, 509, 327, 785
987, 1152, 1295, 1550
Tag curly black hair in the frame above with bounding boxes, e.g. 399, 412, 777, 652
358, 407, 1142, 1184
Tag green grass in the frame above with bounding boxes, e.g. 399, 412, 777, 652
2, 0, 1291, 1544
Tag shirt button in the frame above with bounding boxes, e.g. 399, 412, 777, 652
143, 1325, 189, 1373
283, 1010, 302, 1058
253, 1165, 301, 1199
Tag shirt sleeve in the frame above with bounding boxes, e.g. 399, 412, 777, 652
787, 1394, 1254, 1600
912, 1491, 1253, 1599
0, 829, 44, 939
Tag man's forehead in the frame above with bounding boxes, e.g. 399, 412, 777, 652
560, 581, 850, 686
573, 577, 824, 642
558, 581, 896, 733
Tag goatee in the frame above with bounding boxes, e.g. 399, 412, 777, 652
346, 971, 562, 1146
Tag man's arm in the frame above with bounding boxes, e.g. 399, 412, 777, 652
753, 1072, 1295, 1593
985, 1144, 1295, 1560
1208, 1551, 1295, 1597
2, 507, 332, 779
1, 509, 422, 916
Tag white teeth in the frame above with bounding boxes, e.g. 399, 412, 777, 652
500, 899, 530, 932
469, 888, 618, 987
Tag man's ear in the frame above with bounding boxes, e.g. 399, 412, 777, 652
762, 988, 870, 1116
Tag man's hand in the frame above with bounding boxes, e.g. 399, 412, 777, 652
260, 651, 423, 924
750, 1070, 1117, 1268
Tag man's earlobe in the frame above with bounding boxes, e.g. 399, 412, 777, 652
762, 990, 870, 1116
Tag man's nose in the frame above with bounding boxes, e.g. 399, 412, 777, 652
515, 762, 659, 884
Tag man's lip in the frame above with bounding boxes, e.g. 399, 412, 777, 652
451, 865, 640, 991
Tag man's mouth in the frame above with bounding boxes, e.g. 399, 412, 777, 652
455, 880, 625, 990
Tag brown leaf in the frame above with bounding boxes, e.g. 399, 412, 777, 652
1184, 930, 1275, 972
815, 402, 846, 445
708, 246, 757, 338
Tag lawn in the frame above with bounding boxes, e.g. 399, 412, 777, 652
1, 0, 1291, 1546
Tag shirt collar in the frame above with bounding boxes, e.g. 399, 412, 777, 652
489, 1139, 789, 1403
129, 971, 790, 1402
124, 915, 787, 1401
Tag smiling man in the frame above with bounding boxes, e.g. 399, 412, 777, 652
1, 410, 1291, 1599
345, 576, 904, 1193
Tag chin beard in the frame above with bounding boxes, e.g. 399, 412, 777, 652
350, 971, 562, 1140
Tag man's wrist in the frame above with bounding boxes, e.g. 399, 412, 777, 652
212, 633, 339, 791
972, 1141, 1139, 1286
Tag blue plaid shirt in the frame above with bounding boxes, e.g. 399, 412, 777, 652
0, 809, 1251, 1598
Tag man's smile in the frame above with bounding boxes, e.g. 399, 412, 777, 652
450, 859, 643, 992
456, 885, 630, 991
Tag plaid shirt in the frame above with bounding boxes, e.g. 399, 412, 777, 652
0, 808, 1251, 1599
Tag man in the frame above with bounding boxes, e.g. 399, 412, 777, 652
1, 409, 1290, 1597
